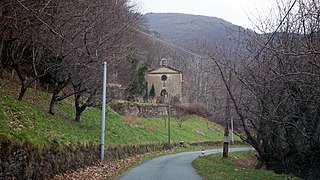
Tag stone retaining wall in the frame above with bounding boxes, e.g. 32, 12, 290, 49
0, 137, 180, 179
110, 100, 176, 117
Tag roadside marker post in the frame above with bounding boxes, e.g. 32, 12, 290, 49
201, 148, 204, 156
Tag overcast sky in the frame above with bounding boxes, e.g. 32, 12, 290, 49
132, 0, 277, 30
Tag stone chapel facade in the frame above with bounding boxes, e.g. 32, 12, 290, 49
147, 59, 184, 102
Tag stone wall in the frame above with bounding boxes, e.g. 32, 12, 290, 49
0, 133, 246, 179
0, 135, 181, 179
110, 100, 176, 117
0, 140, 100, 179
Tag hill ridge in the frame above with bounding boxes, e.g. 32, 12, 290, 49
143, 12, 247, 46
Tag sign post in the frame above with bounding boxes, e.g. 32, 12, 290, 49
166, 93, 171, 148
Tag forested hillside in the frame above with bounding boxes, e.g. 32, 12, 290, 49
143, 13, 248, 46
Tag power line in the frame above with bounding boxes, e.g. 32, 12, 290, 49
251, 0, 298, 63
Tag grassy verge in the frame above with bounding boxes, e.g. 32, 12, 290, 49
0, 79, 235, 148
192, 151, 299, 179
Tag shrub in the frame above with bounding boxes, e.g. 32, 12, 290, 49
175, 102, 209, 118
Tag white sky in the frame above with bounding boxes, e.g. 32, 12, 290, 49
131, 0, 277, 30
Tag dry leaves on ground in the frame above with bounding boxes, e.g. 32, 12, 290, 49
52, 155, 144, 180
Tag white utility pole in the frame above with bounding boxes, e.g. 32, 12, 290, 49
101, 61, 107, 160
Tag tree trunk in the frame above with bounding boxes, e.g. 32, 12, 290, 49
223, 72, 232, 158
18, 78, 38, 100
74, 101, 86, 122
18, 83, 27, 100
0, 65, 3, 79
223, 95, 230, 158
75, 107, 82, 122
73, 85, 89, 122
223, 142, 229, 158
255, 154, 264, 169
49, 94, 58, 115
74, 90, 82, 122
49, 79, 70, 115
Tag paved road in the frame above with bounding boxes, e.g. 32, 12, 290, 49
120, 147, 253, 180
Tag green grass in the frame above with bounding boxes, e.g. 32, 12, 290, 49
192, 151, 299, 180
140, 116, 227, 143
0, 79, 231, 149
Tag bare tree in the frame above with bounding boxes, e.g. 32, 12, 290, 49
51, 0, 140, 121
1, 0, 141, 122
0, 1, 62, 100
204, 0, 320, 178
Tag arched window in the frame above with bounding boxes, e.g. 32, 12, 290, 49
160, 89, 167, 97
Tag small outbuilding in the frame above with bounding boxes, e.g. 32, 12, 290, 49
147, 59, 183, 102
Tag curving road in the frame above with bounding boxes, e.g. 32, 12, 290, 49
120, 147, 253, 180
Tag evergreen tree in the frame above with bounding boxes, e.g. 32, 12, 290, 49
149, 84, 155, 98
129, 63, 148, 95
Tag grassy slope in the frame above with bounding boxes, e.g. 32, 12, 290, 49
192, 151, 299, 180
0, 79, 232, 148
